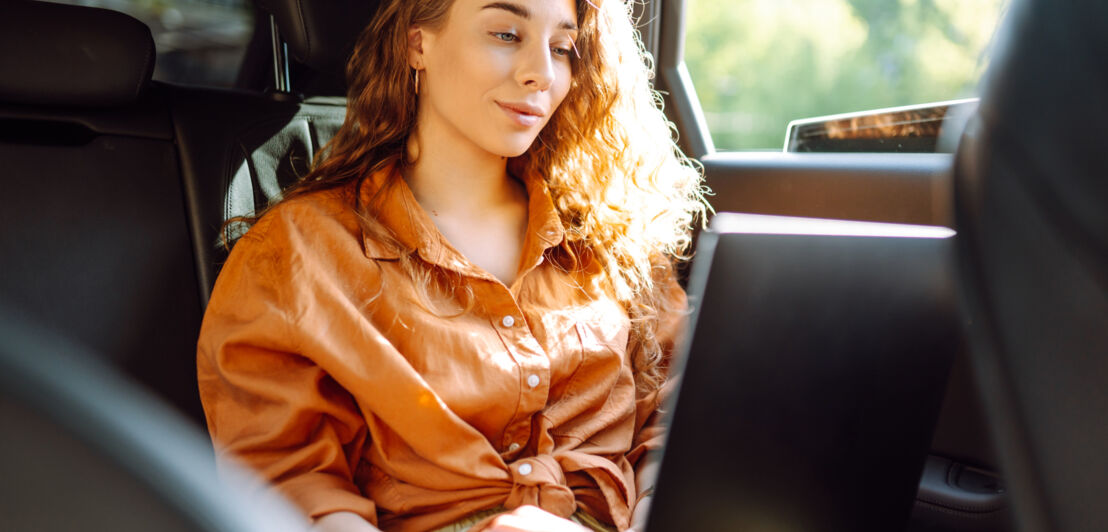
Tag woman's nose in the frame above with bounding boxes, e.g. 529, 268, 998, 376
516, 42, 556, 91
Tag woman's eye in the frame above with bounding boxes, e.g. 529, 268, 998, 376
491, 31, 518, 43
552, 46, 573, 57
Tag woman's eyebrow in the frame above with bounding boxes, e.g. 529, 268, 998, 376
481, 2, 579, 31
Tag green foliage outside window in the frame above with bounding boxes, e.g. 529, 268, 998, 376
684, 0, 1007, 150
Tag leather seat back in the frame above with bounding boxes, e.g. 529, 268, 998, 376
174, 0, 380, 301
0, 0, 205, 424
171, 89, 347, 303
953, 0, 1108, 529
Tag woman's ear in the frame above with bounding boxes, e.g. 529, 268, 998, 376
408, 26, 425, 69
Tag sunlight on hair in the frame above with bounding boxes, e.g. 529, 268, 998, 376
515, 0, 711, 394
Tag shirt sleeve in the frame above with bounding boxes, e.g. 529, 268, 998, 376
625, 272, 688, 496
197, 229, 377, 524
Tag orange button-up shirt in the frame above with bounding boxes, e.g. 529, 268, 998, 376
197, 164, 685, 531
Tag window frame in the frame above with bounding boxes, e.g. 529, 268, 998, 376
649, 0, 714, 159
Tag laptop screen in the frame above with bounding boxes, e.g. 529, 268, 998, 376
646, 213, 959, 531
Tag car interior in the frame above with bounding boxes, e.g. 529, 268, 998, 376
0, 0, 1103, 530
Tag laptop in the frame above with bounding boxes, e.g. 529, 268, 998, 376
645, 213, 959, 531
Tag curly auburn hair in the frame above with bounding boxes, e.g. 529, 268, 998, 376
237, 0, 709, 395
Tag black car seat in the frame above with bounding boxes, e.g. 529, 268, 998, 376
953, 0, 1108, 529
0, 0, 386, 429
0, 302, 309, 531
0, 0, 205, 424
172, 0, 379, 303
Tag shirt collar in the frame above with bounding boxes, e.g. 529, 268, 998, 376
358, 162, 566, 270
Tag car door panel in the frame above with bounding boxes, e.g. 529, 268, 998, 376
700, 152, 952, 226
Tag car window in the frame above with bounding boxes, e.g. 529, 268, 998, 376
685, 0, 1007, 150
51, 0, 253, 88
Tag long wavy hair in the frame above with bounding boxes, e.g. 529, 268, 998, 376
235, 0, 709, 395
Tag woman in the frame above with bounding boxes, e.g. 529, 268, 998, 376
198, 0, 708, 530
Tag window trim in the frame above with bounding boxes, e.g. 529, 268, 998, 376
652, 0, 714, 159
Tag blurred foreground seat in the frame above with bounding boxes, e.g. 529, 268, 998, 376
0, 303, 309, 531
953, 0, 1108, 530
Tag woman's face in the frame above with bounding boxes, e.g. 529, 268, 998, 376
411, 0, 578, 158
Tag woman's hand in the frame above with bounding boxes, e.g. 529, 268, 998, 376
482, 505, 589, 532
311, 511, 382, 532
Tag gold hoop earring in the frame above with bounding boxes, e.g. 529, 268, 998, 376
413, 69, 420, 96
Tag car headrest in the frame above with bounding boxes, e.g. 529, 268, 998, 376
969, 0, 1108, 256
256, 0, 382, 75
0, 1, 155, 107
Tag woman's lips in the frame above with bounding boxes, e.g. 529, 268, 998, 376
497, 101, 543, 128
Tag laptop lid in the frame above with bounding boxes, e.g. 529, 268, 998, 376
646, 213, 959, 531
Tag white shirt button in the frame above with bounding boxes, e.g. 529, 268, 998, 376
518, 463, 533, 476
526, 374, 540, 388
508, 442, 521, 452
501, 315, 515, 328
